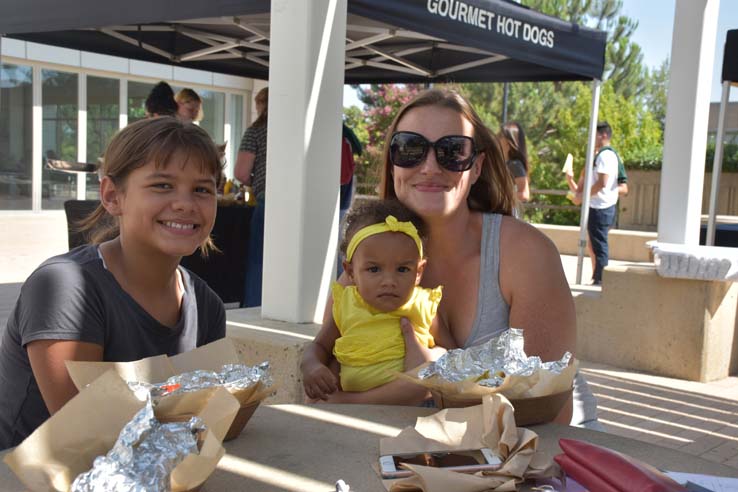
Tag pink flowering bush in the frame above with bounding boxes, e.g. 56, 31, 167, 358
352, 84, 424, 195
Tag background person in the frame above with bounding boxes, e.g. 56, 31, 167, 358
145, 81, 178, 117
0, 118, 226, 449
565, 121, 621, 285
235, 87, 268, 307
175, 88, 204, 124
498, 121, 530, 203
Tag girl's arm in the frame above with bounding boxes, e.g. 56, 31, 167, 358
498, 217, 576, 424
27, 340, 103, 414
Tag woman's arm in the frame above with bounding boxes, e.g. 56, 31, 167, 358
515, 176, 530, 202
27, 340, 103, 414
498, 217, 576, 423
234, 151, 256, 185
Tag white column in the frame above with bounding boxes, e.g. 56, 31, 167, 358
657, 0, 720, 244
262, 0, 347, 322
119, 80, 128, 129
32, 66, 42, 211
77, 73, 87, 199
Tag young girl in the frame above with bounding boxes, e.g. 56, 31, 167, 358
0, 117, 226, 449
304, 200, 447, 397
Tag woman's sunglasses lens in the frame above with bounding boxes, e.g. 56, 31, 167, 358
437, 137, 474, 171
391, 133, 428, 167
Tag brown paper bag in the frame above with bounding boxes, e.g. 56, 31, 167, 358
397, 359, 577, 425
4, 369, 239, 492
379, 394, 559, 492
66, 338, 274, 439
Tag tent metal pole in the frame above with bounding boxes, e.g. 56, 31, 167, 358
576, 79, 601, 285
502, 82, 509, 123
705, 80, 732, 246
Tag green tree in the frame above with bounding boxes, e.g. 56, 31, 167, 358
642, 59, 670, 131
523, 0, 647, 100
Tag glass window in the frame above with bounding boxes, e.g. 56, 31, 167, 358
199, 90, 225, 144
128, 81, 153, 123
230, 94, 245, 175
42, 69, 78, 210
86, 76, 119, 200
0, 63, 33, 211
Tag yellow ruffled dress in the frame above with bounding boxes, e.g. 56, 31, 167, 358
332, 282, 443, 392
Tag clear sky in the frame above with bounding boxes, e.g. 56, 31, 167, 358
343, 0, 738, 107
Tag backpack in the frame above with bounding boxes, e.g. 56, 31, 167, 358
340, 136, 355, 185
596, 146, 627, 184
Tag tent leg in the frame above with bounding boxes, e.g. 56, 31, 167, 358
705, 80, 732, 246
575, 79, 601, 285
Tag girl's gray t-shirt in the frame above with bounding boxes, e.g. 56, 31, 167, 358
0, 245, 226, 449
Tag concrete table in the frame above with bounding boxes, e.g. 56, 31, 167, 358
1, 404, 736, 491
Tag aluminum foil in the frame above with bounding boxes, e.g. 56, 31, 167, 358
128, 362, 272, 401
418, 328, 571, 387
71, 400, 204, 492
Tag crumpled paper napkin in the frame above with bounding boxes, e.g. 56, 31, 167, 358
379, 394, 559, 492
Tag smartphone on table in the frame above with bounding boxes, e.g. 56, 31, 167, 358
379, 448, 502, 479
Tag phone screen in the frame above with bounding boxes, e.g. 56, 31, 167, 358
380, 449, 501, 479
393, 451, 483, 468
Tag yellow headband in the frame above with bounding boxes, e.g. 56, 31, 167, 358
346, 215, 423, 262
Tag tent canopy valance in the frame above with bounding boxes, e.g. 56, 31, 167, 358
0, 0, 606, 84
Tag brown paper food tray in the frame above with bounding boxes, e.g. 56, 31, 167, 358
66, 338, 269, 441
4, 370, 239, 492
432, 388, 572, 426
223, 401, 260, 441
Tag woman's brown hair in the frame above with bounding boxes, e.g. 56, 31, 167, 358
77, 117, 224, 255
379, 89, 515, 216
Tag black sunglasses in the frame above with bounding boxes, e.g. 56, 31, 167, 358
389, 131, 477, 172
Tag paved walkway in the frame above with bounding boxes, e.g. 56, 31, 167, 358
1, 213, 737, 472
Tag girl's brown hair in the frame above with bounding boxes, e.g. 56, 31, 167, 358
77, 117, 224, 254
379, 89, 515, 216
339, 199, 428, 258
251, 87, 268, 128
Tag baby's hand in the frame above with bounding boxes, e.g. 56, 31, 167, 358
303, 363, 339, 401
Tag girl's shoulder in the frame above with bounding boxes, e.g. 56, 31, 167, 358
28, 245, 104, 284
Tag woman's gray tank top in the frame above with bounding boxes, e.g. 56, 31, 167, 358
463, 213, 510, 348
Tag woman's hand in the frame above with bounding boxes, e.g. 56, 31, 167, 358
400, 318, 434, 371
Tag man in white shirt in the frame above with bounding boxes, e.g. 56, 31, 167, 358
580, 121, 620, 284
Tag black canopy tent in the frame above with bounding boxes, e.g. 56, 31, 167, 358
0, 0, 607, 284
0, 0, 605, 84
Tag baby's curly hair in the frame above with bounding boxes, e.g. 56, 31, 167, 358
340, 199, 428, 257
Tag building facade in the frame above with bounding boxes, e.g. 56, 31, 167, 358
1, 38, 263, 212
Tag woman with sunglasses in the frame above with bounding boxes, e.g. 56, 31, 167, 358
302, 90, 597, 427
